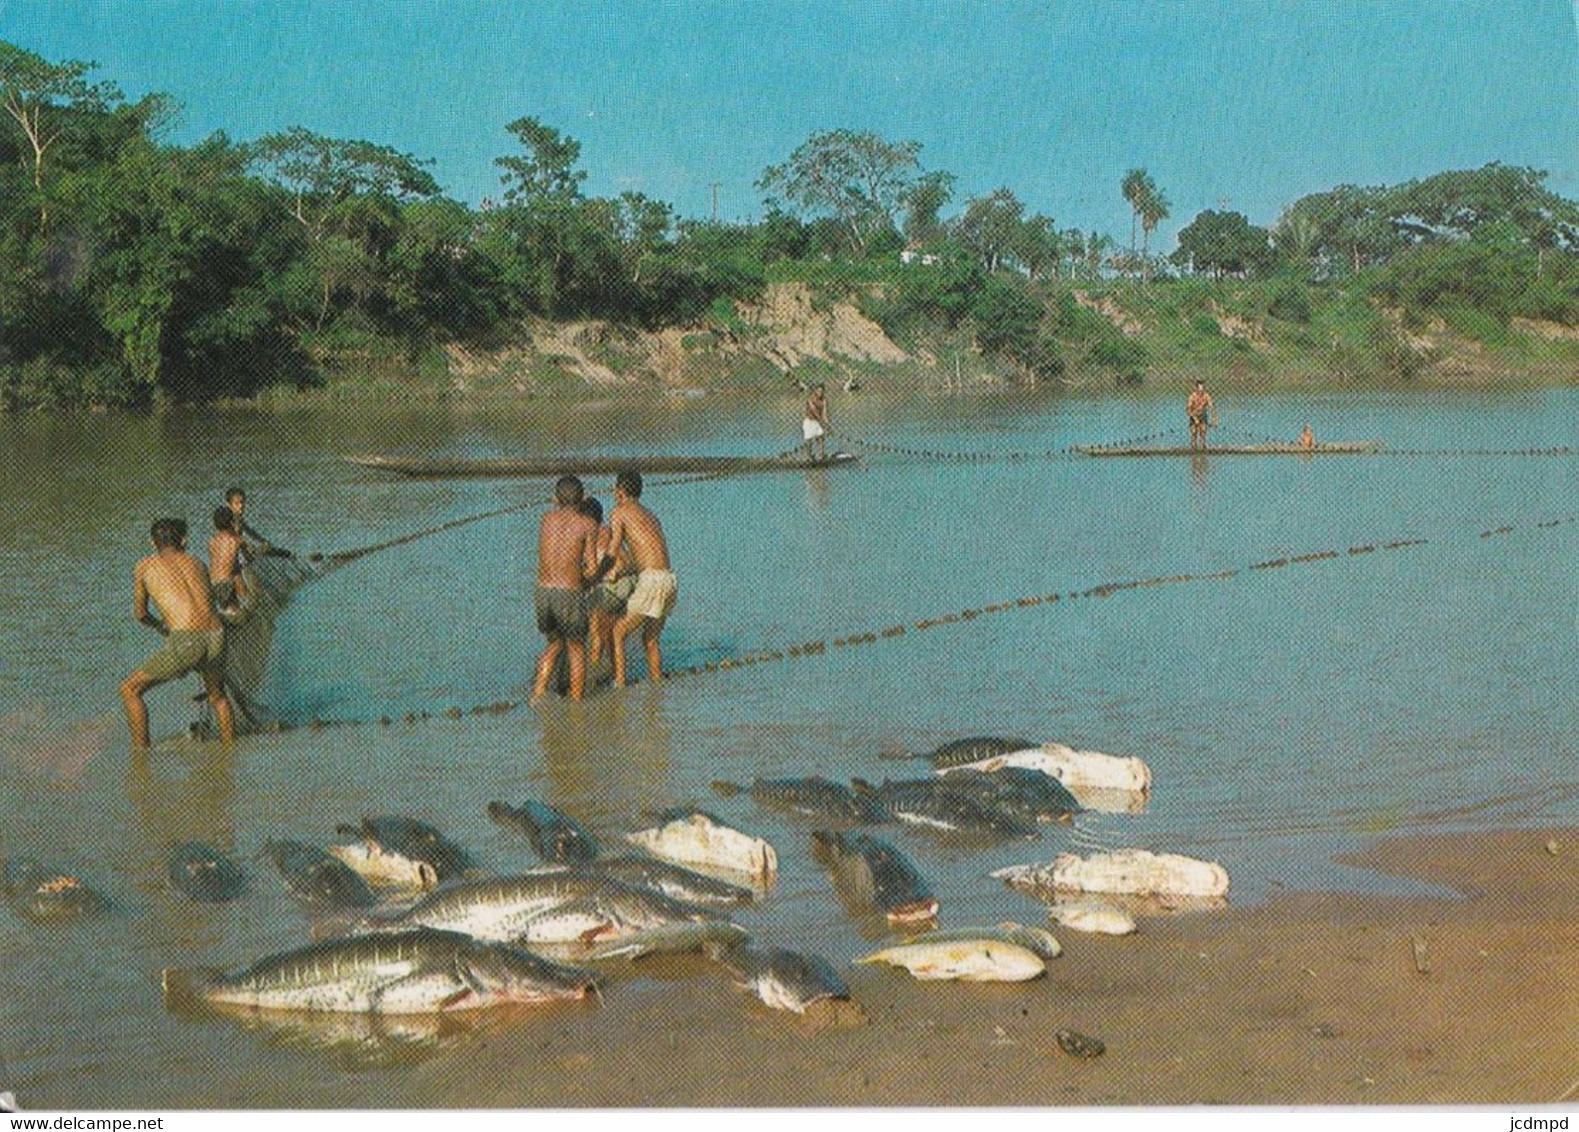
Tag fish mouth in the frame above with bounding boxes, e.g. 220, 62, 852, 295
885, 899, 940, 926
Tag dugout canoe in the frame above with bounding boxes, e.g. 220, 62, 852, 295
347, 451, 859, 478
1076, 442, 1382, 457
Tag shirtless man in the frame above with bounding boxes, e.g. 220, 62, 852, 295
531, 476, 600, 703
1299, 423, 1316, 450
119, 518, 235, 749
802, 384, 830, 463
208, 507, 247, 620
580, 496, 635, 675
226, 487, 291, 560
1187, 380, 1216, 450
603, 470, 677, 687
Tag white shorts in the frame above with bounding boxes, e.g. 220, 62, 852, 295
627, 569, 678, 622
802, 418, 826, 441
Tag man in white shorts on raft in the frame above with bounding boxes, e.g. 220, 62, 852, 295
601, 469, 677, 687
802, 383, 830, 463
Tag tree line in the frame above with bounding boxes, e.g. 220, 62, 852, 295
3, 40, 1577, 408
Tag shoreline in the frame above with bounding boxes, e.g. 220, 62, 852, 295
191, 824, 1579, 1109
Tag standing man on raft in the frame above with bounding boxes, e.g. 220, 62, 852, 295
1187, 380, 1216, 450
120, 518, 236, 749
532, 475, 600, 703
802, 383, 831, 463
602, 470, 676, 687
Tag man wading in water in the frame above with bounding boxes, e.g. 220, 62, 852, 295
532, 476, 600, 703
120, 518, 236, 749
1187, 380, 1216, 450
603, 470, 676, 687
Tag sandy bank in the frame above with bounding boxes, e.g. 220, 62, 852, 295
234, 825, 1579, 1109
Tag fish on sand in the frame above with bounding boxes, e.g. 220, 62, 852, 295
710, 944, 854, 1016
811, 830, 938, 926
371, 871, 724, 945
162, 927, 599, 1014
856, 932, 1050, 982
993, 848, 1229, 899
624, 809, 778, 882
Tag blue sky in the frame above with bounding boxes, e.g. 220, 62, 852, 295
1, 1, 1575, 248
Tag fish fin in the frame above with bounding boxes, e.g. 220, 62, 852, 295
161, 966, 222, 1013
709, 780, 743, 799
850, 778, 877, 796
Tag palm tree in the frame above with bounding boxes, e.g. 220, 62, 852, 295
1121, 168, 1150, 258
1139, 187, 1170, 282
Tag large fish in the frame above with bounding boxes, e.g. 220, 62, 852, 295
2, 857, 107, 923
167, 842, 248, 903
850, 778, 1038, 841
584, 921, 751, 962
336, 815, 476, 883
624, 809, 778, 882
993, 849, 1229, 899
263, 839, 375, 909
162, 928, 599, 1014
939, 742, 1153, 795
856, 925, 1056, 982
373, 871, 722, 945
487, 800, 600, 865
713, 945, 853, 1015
810, 830, 938, 926
924, 736, 1035, 770
934, 766, 1082, 824
712, 776, 888, 825
589, 855, 755, 907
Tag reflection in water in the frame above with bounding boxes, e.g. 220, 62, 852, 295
803, 466, 831, 512
169, 1003, 469, 1072
0, 705, 119, 781
1189, 450, 1210, 488
536, 689, 675, 826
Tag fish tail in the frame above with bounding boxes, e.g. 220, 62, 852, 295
709, 780, 743, 799
850, 778, 878, 797
161, 966, 222, 1012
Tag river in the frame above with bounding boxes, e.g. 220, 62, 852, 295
0, 387, 1575, 1106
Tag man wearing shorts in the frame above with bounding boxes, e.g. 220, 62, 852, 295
603, 469, 677, 687
120, 518, 235, 749
579, 496, 634, 677
1187, 380, 1215, 450
802, 383, 830, 463
531, 475, 599, 703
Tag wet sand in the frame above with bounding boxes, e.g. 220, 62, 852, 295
213, 825, 1579, 1109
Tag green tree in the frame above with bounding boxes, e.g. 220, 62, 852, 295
494, 116, 585, 204
901, 169, 955, 247
1171, 209, 1273, 279
757, 129, 922, 254
0, 41, 123, 224
1121, 168, 1153, 257
956, 187, 1024, 273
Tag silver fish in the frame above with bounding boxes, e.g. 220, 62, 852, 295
162, 928, 600, 1014
589, 855, 755, 906
375, 871, 720, 944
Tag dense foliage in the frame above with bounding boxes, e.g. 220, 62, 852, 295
2, 41, 1577, 408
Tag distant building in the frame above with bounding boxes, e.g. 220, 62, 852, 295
900, 246, 940, 266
